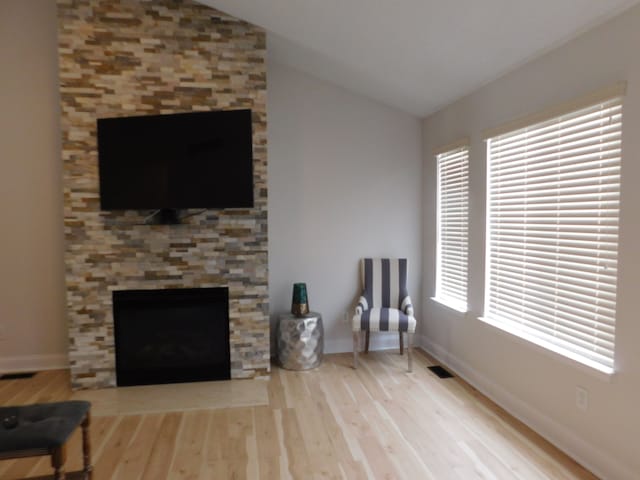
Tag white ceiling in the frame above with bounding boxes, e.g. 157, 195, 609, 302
198, 0, 639, 117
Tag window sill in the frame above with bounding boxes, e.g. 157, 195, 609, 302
430, 297, 468, 314
478, 315, 615, 382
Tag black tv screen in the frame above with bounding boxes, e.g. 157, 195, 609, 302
97, 109, 254, 210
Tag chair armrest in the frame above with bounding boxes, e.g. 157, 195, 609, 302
401, 295, 414, 316
355, 296, 369, 315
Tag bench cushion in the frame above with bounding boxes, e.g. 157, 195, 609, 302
0, 401, 90, 453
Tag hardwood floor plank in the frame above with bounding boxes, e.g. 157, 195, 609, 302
0, 377, 17, 394
336, 458, 369, 480
293, 397, 343, 478
204, 409, 231, 463
226, 407, 254, 461
279, 407, 312, 479
303, 374, 357, 462
202, 406, 256, 479
3, 371, 56, 405
365, 401, 438, 480
34, 370, 72, 404
358, 434, 404, 480
353, 358, 393, 402
113, 413, 165, 480
140, 412, 182, 480
93, 415, 142, 480
266, 367, 287, 409
254, 406, 281, 479
169, 410, 210, 480
1, 456, 39, 480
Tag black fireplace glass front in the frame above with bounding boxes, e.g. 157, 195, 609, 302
113, 287, 230, 386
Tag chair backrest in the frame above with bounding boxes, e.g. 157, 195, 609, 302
360, 258, 409, 309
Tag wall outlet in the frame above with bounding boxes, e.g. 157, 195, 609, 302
576, 386, 589, 412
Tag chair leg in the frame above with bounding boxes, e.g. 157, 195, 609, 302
407, 332, 413, 373
399, 331, 404, 355
364, 329, 370, 353
352, 331, 360, 369
82, 411, 93, 480
51, 444, 67, 480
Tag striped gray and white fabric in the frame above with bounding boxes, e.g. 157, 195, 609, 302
352, 258, 416, 333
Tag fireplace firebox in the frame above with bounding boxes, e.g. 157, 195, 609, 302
113, 287, 230, 386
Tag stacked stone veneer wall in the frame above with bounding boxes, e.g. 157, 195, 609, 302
57, 0, 269, 389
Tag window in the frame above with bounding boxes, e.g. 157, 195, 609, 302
435, 143, 470, 312
483, 90, 623, 374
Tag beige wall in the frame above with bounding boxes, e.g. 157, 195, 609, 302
267, 63, 422, 353
422, 5, 640, 479
0, 0, 67, 369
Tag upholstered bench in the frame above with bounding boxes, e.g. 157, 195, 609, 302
0, 400, 92, 480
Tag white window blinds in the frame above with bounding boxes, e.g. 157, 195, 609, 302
484, 95, 622, 374
436, 145, 470, 312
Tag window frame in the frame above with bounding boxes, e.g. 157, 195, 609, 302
480, 85, 625, 374
433, 139, 470, 313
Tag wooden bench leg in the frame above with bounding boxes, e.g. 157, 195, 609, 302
364, 329, 370, 353
82, 411, 93, 479
51, 444, 66, 480
399, 331, 404, 355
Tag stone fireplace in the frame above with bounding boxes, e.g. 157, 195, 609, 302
57, 0, 269, 389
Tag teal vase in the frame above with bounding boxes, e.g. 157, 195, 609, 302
291, 283, 309, 317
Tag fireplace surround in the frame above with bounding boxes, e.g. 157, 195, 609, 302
58, 0, 270, 389
113, 287, 230, 387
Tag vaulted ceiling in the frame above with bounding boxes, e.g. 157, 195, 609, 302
199, 0, 639, 117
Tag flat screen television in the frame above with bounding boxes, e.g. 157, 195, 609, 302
97, 109, 254, 219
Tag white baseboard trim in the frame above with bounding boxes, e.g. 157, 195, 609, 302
324, 332, 404, 354
416, 335, 634, 480
0, 354, 68, 373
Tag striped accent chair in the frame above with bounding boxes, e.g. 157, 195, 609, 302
352, 258, 416, 372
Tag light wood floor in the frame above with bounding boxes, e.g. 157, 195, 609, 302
0, 350, 598, 480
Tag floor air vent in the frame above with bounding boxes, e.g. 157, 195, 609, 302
0, 372, 37, 380
427, 365, 454, 378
